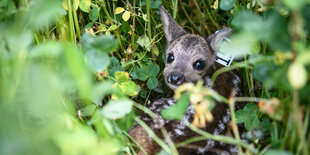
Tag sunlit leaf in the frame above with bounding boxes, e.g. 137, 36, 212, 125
62, 0, 79, 11
136, 34, 151, 51
62, 0, 68, 10
79, 0, 91, 12
297, 50, 310, 65
219, 32, 257, 58
109, 25, 118, 31
288, 62, 307, 89
72, 0, 79, 11
115, 71, 130, 82
114, 7, 124, 14
212, 0, 219, 9
120, 81, 139, 96
283, 0, 305, 10
102, 99, 133, 119
122, 11, 130, 21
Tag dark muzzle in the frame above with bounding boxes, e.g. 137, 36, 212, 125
167, 72, 185, 85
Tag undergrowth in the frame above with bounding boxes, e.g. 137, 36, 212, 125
0, 0, 309, 155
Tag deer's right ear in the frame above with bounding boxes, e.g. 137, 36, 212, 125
206, 28, 232, 51
160, 6, 187, 44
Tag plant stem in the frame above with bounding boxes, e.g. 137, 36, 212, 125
211, 56, 274, 83
101, 0, 124, 57
146, 0, 155, 60
211, 63, 253, 83
187, 124, 258, 153
67, 0, 75, 44
135, 118, 172, 154
72, 6, 81, 41
131, 0, 136, 47
202, 1, 220, 29
178, 0, 201, 34
123, 131, 148, 155
193, 0, 209, 34
172, 0, 178, 19
229, 96, 243, 154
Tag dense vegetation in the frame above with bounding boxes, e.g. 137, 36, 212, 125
0, 0, 309, 154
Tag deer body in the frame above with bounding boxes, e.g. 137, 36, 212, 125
129, 6, 243, 155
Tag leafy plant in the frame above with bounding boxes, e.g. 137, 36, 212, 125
0, 0, 309, 155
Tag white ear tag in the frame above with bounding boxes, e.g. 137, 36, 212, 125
215, 38, 234, 67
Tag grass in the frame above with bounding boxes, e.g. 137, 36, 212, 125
0, 0, 309, 155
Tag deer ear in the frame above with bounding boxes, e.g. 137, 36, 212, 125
207, 28, 232, 51
160, 6, 187, 44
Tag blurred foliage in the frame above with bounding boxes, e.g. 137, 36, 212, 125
0, 0, 309, 155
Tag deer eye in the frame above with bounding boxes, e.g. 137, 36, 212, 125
167, 53, 174, 63
193, 60, 205, 70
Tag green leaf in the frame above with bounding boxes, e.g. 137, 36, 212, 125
82, 34, 118, 53
109, 25, 118, 31
263, 150, 293, 155
147, 76, 158, 90
232, 10, 264, 35
89, 6, 99, 21
219, 32, 257, 59
108, 57, 123, 77
29, 41, 62, 58
140, 0, 161, 8
63, 43, 92, 98
136, 34, 151, 51
0, 0, 8, 7
80, 104, 97, 116
91, 81, 113, 106
117, 81, 139, 97
130, 66, 150, 81
115, 71, 130, 82
232, 10, 290, 51
102, 99, 133, 119
85, 50, 110, 72
79, 0, 91, 12
161, 93, 190, 120
116, 110, 136, 131
121, 21, 130, 33
283, 0, 305, 10
235, 103, 260, 130
220, 0, 236, 11
148, 63, 160, 77
139, 89, 149, 98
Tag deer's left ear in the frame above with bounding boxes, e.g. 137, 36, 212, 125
207, 28, 232, 51
160, 6, 187, 44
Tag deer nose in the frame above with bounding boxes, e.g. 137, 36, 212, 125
167, 72, 185, 85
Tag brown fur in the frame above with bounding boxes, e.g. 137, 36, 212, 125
164, 34, 216, 90
129, 6, 243, 155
